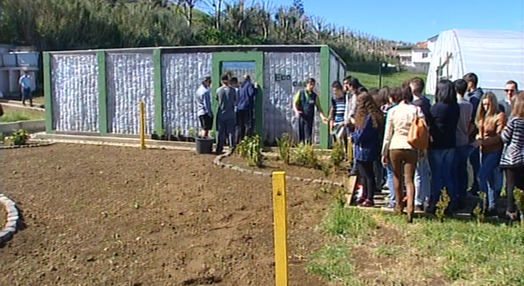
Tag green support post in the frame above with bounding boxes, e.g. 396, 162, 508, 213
320, 46, 331, 149
97, 51, 108, 135
43, 52, 54, 133
153, 48, 164, 135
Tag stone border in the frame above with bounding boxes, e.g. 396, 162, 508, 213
0, 140, 55, 149
0, 194, 20, 244
213, 152, 345, 187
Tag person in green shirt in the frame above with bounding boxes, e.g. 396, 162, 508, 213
292, 78, 328, 144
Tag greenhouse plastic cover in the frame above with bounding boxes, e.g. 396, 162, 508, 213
427, 29, 524, 96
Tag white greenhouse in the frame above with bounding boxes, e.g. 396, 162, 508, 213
427, 29, 524, 99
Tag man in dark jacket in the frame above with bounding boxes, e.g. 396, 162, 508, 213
236, 75, 258, 142
463, 72, 484, 196
499, 80, 518, 118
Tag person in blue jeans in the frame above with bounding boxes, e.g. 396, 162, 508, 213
475, 92, 507, 216
215, 74, 237, 154
410, 77, 433, 210
380, 87, 402, 209
18, 71, 33, 107
463, 72, 484, 195
427, 80, 460, 214
452, 79, 474, 209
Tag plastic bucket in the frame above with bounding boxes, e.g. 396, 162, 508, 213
195, 136, 214, 154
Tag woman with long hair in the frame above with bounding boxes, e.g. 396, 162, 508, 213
500, 92, 524, 220
381, 86, 422, 222
352, 92, 385, 207
476, 92, 507, 216
427, 79, 460, 214
500, 92, 524, 221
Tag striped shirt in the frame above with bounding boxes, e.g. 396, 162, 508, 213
331, 95, 346, 123
500, 117, 524, 167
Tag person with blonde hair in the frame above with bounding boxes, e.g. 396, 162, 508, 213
475, 92, 507, 216
500, 91, 524, 221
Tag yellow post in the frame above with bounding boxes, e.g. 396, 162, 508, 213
272, 171, 288, 286
139, 101, 146, 149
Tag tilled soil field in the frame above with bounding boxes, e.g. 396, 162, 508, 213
0, 144, 336, 286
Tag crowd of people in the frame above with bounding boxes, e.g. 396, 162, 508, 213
325, 73, 524, 223
195, 71, 524, 223
195, 74, 258, 154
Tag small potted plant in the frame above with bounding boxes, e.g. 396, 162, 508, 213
188, 128, 197, 142
169, 128, 177, 141
151, 131, 159, 140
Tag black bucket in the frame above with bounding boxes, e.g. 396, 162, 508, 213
195, 136, 214, 154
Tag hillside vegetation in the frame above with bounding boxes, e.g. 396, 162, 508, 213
0, 0, 405, 65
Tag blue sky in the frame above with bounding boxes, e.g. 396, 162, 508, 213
288, 0, 524, 43
198, 0, 524, 43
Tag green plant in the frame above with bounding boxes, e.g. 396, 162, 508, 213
236, 135, 263, 167
330, 140, 345, 168
276, 133, 292, 165
293, 142, 318, 168
473, 192, 487, 224
188, 127, 197, 138
5, 129, 29, 146
435, 189, 450, 222
514, 188, 524, 228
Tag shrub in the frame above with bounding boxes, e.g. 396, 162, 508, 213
293, 142, 318, 168
236, 135, 263, 167
276, 133, 292, 165
330, 140, 345, 168
4, 129, 29, 146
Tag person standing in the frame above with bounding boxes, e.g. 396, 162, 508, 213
452, 79, 474, 209
463, 72, 484, 196
18, 71, 33, 107
427, 79, 460, 214
237, 75, 258, 141
500, 92, 524, 221
499, 80, 518, 118
195, 76, 213, 138
475, 92, 507, 216
293, 78, 327, 144
344, 77, 364, 176
409, 77, 432, 211
215, 74, 237, 154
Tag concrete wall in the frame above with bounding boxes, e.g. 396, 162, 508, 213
0, 119, 45, 134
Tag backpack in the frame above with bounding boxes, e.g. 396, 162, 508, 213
407, 107, 429, 150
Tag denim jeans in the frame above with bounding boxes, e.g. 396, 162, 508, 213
386, 159, 397, 205
453, 145, 474, 200
478, 151, 503, 209
374, 159, 384, 190
415, 156, 431, 206
469, 147, 480, 193
216, 117, 237, 153
428, 149, 457, 210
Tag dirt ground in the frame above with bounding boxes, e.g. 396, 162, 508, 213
0, 144, 336, 286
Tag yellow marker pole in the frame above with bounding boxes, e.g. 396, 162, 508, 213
272, 171, 288, 286
139, 101, 146, 149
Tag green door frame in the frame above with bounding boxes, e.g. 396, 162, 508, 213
211, 52, 264, 139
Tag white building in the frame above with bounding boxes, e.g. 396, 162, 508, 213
394, 41, 431, 73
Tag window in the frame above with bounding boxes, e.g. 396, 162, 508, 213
422, 52, 428, 58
